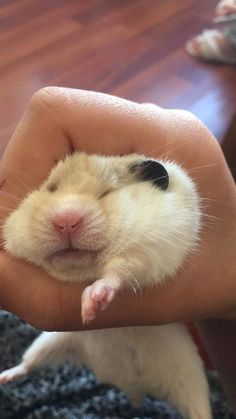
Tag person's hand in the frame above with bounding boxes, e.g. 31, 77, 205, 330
0, 87, 235, 331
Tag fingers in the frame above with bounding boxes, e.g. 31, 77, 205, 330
0, 87, 217, 192
0, 86, 222, 202
0, 87, 220, 219
0, 87, 209, 241
0, 250, 195, 330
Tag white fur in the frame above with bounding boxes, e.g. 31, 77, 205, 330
1, 153, 211, 418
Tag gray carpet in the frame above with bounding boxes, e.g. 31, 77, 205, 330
0, 310, 235, 419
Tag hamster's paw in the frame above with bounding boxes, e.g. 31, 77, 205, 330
81, 279, 119, 324
0, 363, 27, 384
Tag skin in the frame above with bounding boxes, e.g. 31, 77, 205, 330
0, 87, 235, 407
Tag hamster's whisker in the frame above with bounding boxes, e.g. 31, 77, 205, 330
115, 263, 140, 293
200, 197, 234, 207
115, 229, 191, 252
0, 191, 21, 201
188, 174, 217, 183
178, 256, 197, 271
127, 278, 138, 295
3, 166, 34, 189
187, 163, 218, 172
1, 178, 26, 195
160, 143, 188, 161
130, 275, 142, 295
144, 227, 188, 242
0, 206, 18, 211
201, 213, 223, 222
136, 138, 186, 159
83, 223, 142, 246
199, 220, 225, 232
2, 177, 28, 194
118, 268, 141, 296
154, 234, 192, 250
134, 143, 165, 157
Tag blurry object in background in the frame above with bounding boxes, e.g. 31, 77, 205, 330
186, 0, 236, 64
216, 0, 236, 16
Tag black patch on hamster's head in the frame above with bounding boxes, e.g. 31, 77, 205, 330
129, 160, 169, 190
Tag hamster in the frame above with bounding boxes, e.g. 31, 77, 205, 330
0, 152, 212, 419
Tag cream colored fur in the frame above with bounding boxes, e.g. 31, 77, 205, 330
1, 153, 211, 418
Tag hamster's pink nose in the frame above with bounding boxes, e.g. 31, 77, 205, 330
53, 211, 83, 235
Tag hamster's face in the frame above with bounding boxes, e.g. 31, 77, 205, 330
3, 152, 172, 281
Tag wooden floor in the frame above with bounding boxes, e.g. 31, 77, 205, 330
0, 0, 235, 161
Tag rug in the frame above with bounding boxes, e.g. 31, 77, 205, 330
0, 311, 235, 419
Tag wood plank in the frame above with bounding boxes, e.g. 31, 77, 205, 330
0, 0, 235, 175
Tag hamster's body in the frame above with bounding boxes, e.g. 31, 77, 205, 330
21, 325, 211, 419
1, 152, 211, 418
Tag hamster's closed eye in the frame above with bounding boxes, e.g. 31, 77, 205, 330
47, 183, 58, 192
98, 189, 113, 199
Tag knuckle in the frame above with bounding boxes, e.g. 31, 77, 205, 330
28, 86, 64, 113
175, 109, 220, 150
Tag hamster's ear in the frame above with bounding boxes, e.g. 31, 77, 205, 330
129, 160, 169, 190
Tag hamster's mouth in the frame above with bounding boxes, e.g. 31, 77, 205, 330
48, 248, 98, 262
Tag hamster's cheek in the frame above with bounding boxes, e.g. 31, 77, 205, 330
2, 192, 56, 265
3, 205, 42, 264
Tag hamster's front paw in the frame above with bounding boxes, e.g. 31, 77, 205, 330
0, 363, 28, 384
81, 278, 121, 324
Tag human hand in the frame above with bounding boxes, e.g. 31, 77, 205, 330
0, 87, 235, 331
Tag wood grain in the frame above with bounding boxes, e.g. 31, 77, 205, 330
0, 0, 235, 172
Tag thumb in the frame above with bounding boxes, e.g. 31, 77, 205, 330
0, 252, 83, 330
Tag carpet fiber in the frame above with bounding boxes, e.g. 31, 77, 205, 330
0, 311, 235, 419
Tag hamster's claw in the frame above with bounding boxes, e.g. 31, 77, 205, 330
81, 281, 116, 324
0, 363, 27, 384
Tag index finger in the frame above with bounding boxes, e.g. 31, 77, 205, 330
0, 87, 218, 204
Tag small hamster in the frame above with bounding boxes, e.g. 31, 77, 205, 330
0, 152, 211, 419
